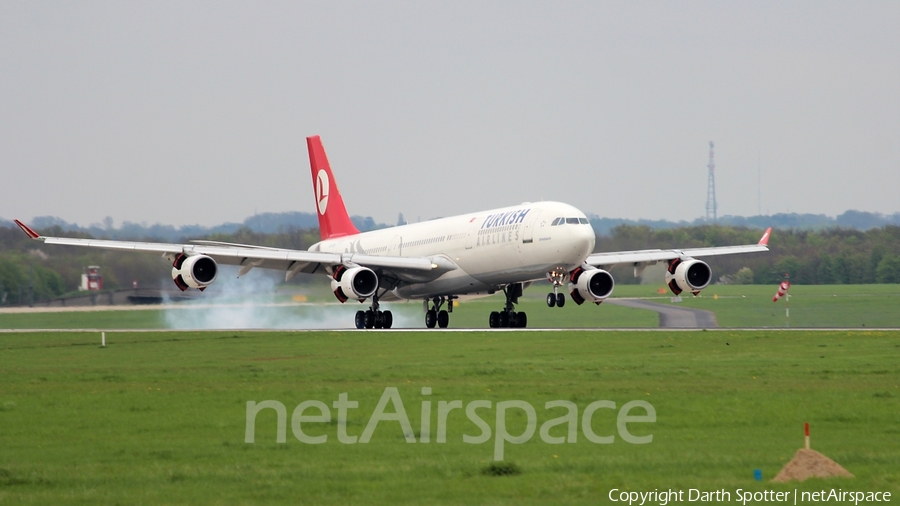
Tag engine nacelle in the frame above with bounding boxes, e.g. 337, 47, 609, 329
171, 253, 218, 291
568, 267, 615, 305
665, 258, 712, 296
330, 265, 379, 303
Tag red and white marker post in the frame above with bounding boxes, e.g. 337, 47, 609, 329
805, 422, 810, 449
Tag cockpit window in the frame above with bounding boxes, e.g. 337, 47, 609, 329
553, 217, 590, 226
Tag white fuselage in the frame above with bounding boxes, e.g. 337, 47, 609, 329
310, 201, 595, 300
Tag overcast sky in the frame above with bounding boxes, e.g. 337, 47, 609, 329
2, 1, 898, 228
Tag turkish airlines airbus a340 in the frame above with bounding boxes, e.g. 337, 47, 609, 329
15, 136, 770, 329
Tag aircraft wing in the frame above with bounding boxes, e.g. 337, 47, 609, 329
585, 227, 771, 268
13, 220, 438, 278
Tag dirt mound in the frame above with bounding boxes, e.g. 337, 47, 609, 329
772, 449, 854, 483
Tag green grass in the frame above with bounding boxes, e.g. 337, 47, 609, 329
1, 329, 898, 504
0, 309, 167, 329
625, 284, 900, 328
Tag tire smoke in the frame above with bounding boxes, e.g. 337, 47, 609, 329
160, 267, 419, 330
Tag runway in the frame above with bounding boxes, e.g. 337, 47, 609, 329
3, 327, 891, 334
1, 299, 891, 333
0, 298, 716, 329
605, 298, 718, 328
0, 301, 306, 314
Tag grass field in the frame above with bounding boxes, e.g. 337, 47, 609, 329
615, 284, 900, 328
1, 328, 898, 504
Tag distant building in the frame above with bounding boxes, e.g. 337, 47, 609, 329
79, 266, 103, 291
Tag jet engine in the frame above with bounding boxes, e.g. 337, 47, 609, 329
331, 265, 379, 303
665, 258, 712, 296
568, 267, 615, 305
171, 253, 218, 291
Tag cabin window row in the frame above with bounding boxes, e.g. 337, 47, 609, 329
478, 224, 516, 235
408, 236, 447, 247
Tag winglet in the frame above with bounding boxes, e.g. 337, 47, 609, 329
758, 227, 772, 246
13, 219, 41, 239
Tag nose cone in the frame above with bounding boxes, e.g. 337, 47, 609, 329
555, 216, 595, 266
576, 221, 596, 259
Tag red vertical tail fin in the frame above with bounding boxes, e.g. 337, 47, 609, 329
307, 136, 360, 240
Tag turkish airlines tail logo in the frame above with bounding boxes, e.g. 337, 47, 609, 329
307, 136, 359, 240
315, 169, 329, 215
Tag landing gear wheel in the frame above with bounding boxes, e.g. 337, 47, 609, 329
546, 266, 567, 311
361, 289, 393, 330
374, 310, 384, 329
424, 297, 453, 329
490, 283, 526, 329
425, 309, 437, 328
517, 312, 527, 328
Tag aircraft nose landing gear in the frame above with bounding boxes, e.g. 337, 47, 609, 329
546, 267, 567, 308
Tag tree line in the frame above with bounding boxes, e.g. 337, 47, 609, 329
598, 224, 900, 285
0, 212, 386, 243
2, 223, 900, 305
587, 210, 900, 235
0, 225, 323, 305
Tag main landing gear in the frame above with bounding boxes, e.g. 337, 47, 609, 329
355, 291, 393, 329
489, 283, 527, 328
546, 266, 567, 308
424, 296, 453, 328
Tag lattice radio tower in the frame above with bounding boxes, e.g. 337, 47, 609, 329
705, 141, 717, 221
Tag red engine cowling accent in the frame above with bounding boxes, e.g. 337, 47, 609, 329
665, 258, 712, 296
568, 268, 615, 305
171, 254, 218, 291
330, 266, 378, 303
